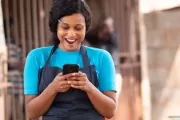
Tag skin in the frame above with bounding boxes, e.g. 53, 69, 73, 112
57, 13, 86, 51
25, 13, 117, 119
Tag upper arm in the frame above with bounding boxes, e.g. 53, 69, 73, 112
98, 51, 116, 92
24, 50, 40, 95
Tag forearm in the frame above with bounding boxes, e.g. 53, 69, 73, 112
86, 85, 116, 119
26, 85, 57, 119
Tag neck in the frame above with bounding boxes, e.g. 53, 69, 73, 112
58, 44, 81, 52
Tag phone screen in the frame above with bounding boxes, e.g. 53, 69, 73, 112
63, 64, 79, 75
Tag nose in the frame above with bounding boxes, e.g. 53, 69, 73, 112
67, 29, 76, 37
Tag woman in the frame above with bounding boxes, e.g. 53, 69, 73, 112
24, 0, 117, 119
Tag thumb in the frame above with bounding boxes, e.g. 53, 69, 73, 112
57, 72, 63, 76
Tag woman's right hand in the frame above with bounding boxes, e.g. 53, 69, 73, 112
48, 73, 71, 93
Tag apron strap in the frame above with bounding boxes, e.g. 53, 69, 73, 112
44, 45, 57, 68
38, 45, 57, 93
80, 46, 90, 67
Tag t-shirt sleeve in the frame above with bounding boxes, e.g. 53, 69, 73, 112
24, 50, 40, 95
98, 50, 117, 92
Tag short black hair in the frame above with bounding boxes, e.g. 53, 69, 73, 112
49, 0, 92, 45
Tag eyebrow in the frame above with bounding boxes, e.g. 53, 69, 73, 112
76, 24, 84, 26
58, 19, 84, 27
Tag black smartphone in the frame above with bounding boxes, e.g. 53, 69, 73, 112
63, 64, 79, 75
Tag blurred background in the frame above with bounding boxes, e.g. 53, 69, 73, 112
0, 0, 180, 120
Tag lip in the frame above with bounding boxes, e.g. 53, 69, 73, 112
64, 38, 77, 44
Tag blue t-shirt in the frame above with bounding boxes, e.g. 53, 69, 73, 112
24, 46, 116, 95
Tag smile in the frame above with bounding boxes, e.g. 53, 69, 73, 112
65, 38, 76, 44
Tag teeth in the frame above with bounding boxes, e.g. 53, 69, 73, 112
66, 39, 75, 42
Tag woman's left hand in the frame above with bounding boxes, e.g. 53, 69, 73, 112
67, 72, 93, 92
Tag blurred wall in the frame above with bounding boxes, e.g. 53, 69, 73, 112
86, 0, 105, 30
140, 0, 180, 13
144, 7, 180, 120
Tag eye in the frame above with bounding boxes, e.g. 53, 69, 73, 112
75, 26, 84, 31
62, 26, 69, 30
75, 27, 83, 31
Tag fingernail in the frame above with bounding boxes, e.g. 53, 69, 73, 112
73, 73, 75, 76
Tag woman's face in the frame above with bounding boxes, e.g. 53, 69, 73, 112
57, 13, 86, 51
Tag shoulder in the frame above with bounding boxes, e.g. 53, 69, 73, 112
27, 46, 53, 58
84, 46, 113, 67
84, 46, 111, 58
25, 46, 53, 67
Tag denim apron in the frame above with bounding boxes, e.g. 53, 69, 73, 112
38, 46, 104, 120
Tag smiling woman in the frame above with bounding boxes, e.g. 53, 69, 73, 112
24, 0, 117, 120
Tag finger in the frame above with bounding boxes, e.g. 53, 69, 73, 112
54, 73, 62, 79
59, 81, 69, 85
59, 82, 70, 89
78, 72, 86, 77
78, 76, 87, 80
68, 77, 86, 83
67, 72, 83, 77
68, 80, 85, 86
63, 73, 76, 78
81, 73, 86, 77
76, 72, 81, 76
58, 73, 75, 81
57, 72, 63, 76
79, 71, 82, 73
71, 84, 84, 90
55, 73, 65, 79
70, 76, 86, 81
62, 84, 71, 88
68, 76, 79, 81
56, 75, 66, 81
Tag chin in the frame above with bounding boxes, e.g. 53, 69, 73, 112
60, 42, 81, 51
65, 46, 79, 51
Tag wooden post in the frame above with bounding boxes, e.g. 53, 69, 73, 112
0, 0, 8, 119
139, 7, 152, 120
